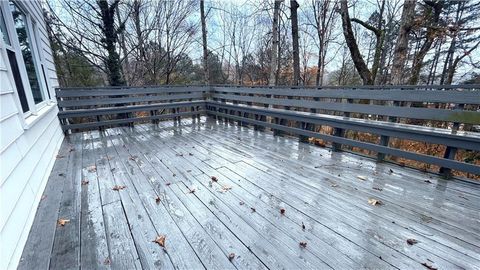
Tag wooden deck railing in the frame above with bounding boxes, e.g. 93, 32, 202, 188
56, 84, 480, 176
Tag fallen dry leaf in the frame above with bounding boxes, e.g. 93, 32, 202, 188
424, 180, 432, 184
280, 208, 286, 215
166, 182, 171, 186
250, 207, 256, 213
389, 169, 394, 174
187, 188, 196, 194
57, 218, 70, 226
239, 201, 245, 205
211, 176, 218, 182
155, 196, 161, 204
407, 238, 418, 245
301, 222, 306, 230
56, 154, 65, 159
357, 175, 367, 181
128, 156, 138, 161
330, 184, 338, 187
112, 185, 126, 191
69, 147, 75, 152
81, 180, 90, 185
368, 198, 383, 206
189, 153, 194, 156
372, 187, 383, 191
111, 168, 116, 172
103, 257, 111, 265
228, 253, 235, 261
87, 165, 97, 173
176, 153, 183, 157
421, 262, 437, 270
153, 235, 166, 248
420, 214, 432, 223
299, 241, 307, 248
219, 185, 232, 193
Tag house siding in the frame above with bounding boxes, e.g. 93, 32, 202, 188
0, 1, 64, 269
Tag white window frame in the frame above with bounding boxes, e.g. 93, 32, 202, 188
0, 0, 51, 117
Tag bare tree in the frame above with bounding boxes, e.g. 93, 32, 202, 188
390, 0, 417, 85
269, 0, 283, 86
200, 0, 209, 85
339, 0, 373, 85
290, 0, 300, 85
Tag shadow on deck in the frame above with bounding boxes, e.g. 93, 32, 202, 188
18, 118, 480, 269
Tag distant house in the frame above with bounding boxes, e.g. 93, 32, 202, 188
0, 0, 63, 268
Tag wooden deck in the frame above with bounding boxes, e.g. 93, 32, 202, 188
19, 118, 480, 269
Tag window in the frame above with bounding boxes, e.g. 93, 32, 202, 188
9, 1, 44, 104
0, 0, 50, 116
0, 8, 10, 45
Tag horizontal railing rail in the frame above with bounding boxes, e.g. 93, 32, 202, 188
56, 85, 209, 132
56, 84, 480, 177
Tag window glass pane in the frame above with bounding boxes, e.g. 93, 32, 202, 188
10, 1, 44, 104
0, 8, 11, 45
7, 49, 29, 112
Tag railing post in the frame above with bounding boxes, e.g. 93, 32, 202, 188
377, 100, 401, 161
300, 96, 318, 143
332, 98, 353, 151
439, 103, 464, 178
256, 93, 269, 132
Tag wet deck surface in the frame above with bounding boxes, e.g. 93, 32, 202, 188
19, 118, 480, 269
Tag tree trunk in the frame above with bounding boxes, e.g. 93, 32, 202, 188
98, 0, 124, 86
408, 1, 443, 85
290, 0, 300, 85
200, 0, 209, 85
390, 0, 416, 85
269, 0, 283, 86
339, 0, 373, 85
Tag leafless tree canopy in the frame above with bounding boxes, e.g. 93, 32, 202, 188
45, 0, 480, 87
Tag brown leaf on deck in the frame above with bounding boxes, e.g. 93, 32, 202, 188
187, 188, 196, 194
56, 154, 65, 159
81, 180, 90, 185
112, 185, 126, 191
57, 218, 70, 226
239, 201, 245, 205
219, 185, 232, 193
87, 165, 97, 173
153, 235, 166, 248
68, 147, 75, 152
368, 198, 383, 206
250, 207, 256, 213
128, 156, 138, 161
407, 238, 418, 245
301, 222, 306, 230
330, 183, 338, 187
155, 196, 161, 204
189, 153, 194, 156
280, 208, 286, 215
421, 262, 437, 270
211, 176, 218, 182
166, 182, 171, 186
103, 257, 111, 265
389, 169, 394, 174
299, 241, 307, 248
228, 253, 235, 261
176, 153, 183, 157
424, 180, 432, 184
372, 187, 383, 191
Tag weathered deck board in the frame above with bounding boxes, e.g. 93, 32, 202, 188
20, 118, 480, 269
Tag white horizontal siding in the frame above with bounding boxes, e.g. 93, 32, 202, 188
0, 0, 63, 269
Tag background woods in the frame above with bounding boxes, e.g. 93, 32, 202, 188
45, 0, 480, 88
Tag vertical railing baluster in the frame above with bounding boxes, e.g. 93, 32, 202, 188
332, 98, 353, 151
439, 103, 464, 178
377, 98, 401, 161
